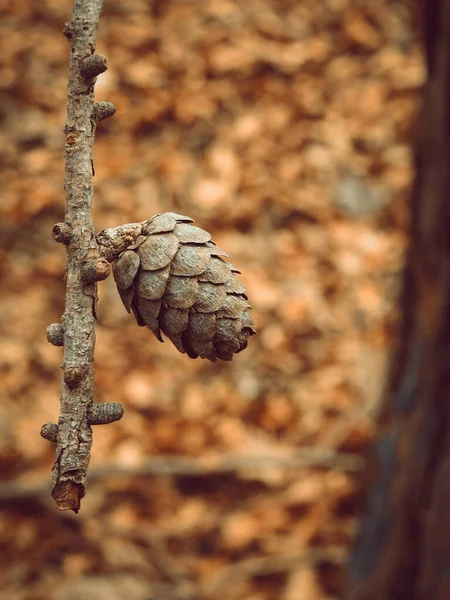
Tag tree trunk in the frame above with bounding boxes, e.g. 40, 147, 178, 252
347, 2, 450, 599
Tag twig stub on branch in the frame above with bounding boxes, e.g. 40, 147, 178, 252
52, 222, 73, 245
87, 402, 124, 425
80, 53, 108, 78
46, 323, 65, 347
94, 101, 116, 122
81, 257, 111, 283
41, 422, 59, 443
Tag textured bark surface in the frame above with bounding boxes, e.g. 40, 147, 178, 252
53, 0, 104, 512
347, 2, 450, 598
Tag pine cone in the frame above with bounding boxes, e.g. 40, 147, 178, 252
113, 212, 256, 361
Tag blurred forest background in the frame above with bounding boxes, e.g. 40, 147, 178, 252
0, 1, 424, 599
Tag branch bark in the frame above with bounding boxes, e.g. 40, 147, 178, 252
45, 0, 119, 513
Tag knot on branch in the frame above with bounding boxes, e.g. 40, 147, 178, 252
80, 54, 108, 78
52, 222, 72, 245
81, 257, 110, 284
41, 422, 59, 443
63, 364, 88, 389
46, 323, 65, 347
94, 101, 116, 122
88, 402, 124, 425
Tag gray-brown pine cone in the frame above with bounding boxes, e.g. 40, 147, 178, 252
113, 212, 256, 361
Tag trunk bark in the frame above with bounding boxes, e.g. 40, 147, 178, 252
347, 2, 450, 599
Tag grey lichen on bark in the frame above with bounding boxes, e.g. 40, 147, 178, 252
48, 0, 120, 513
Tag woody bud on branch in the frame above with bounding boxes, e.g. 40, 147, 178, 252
43, 0, 255, 513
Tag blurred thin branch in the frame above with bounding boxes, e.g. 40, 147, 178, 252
201, 545, 347, 596
0, 447, 362, 501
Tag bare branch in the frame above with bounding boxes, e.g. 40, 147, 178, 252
201, 546, 346, 596
0, 447, 363, 502
46, 0, 123, 513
